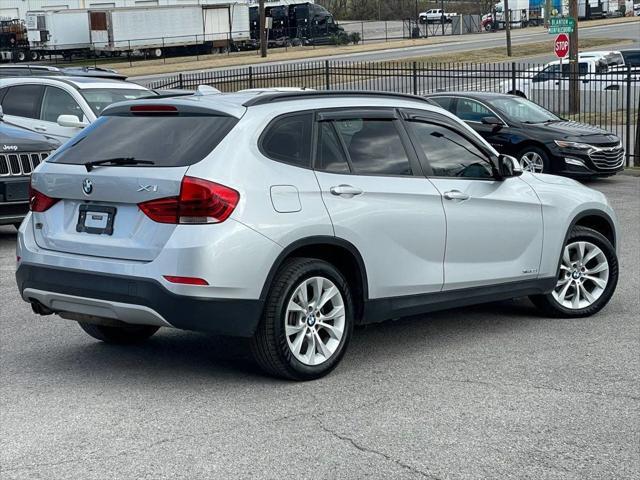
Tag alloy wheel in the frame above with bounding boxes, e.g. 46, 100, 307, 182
285, 276, 345, 366
520, 152, 545, 173
552, 241, 609, 309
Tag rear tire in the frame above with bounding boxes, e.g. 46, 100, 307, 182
251, 258, 354, 381
530, 226, 618, 318
78, 322, 159, 344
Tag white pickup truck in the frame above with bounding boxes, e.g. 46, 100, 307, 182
418, 9, 456, 24
501, 54, 639, 98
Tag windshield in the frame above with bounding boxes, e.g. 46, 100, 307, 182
80, 88, 156, 116
487, 97, 560, 124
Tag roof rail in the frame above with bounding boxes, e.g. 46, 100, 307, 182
242, 90, 431, 107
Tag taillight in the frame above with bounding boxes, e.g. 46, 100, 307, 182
29, 184, 59, 212
138, 176, 239, 224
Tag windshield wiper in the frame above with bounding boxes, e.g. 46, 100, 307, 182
84, 157, 155, 172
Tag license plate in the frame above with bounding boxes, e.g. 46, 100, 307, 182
76, 205, 116, 235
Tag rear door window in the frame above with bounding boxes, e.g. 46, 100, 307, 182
48, 114, 238, 167
332, 118, 412, 176
429, 96, 454, 112
1, 85, 44, 119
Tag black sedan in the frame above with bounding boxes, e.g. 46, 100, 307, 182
425, 92, 624, 177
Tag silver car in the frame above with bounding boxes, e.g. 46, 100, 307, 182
16, 91, 619, 380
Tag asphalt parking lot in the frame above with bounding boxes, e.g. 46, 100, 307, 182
0, 174, 638, 479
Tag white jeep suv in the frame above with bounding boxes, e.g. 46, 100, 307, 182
16, 91, 619, 380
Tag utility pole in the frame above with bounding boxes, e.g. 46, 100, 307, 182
544, 0, 552, 28
504, 0, 512, 56
259, 0, 267, 58
568, 0, 579, 114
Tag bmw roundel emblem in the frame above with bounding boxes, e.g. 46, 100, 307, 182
82, 178, 93, 195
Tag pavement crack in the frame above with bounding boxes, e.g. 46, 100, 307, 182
314, 417, 442, 480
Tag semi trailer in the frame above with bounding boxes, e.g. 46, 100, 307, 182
25, 3, 250, 59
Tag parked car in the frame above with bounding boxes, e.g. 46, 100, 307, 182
0, 76, 155, 142
426, 92, 624, 177
16, 91, 619, 380
0, 64, 127, 80
0, 106, 59, 228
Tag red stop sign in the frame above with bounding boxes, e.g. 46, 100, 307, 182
554, 33, 570, 58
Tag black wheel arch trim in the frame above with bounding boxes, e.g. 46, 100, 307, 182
259, 236, 369, 302
567, 209, 616, 248
554, 209, 617, 278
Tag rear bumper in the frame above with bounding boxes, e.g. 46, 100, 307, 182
16, 264, 264, 337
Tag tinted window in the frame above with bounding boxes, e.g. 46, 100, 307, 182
408, 121, 493, 179
316, 121, 350, 173
1, 85, 43, 119
48, 114, 238, 167
333, 118, 412, 176
429, 96, 453, 111
41, 86, 83, 122
261, 113, 312, 168
621, 51, 640, 67
455, 98, 492, 122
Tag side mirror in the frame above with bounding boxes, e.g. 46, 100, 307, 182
481, 116, 503, 131
498, 154, 523, 178
57, 114, 88, 129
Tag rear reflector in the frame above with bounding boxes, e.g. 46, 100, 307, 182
163, 275, 209, 286
29, 184, 59, 212
138, 176, 239, 224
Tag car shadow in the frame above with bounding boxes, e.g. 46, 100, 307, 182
23, 297, 548, 385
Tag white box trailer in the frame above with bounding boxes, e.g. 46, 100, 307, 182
90, 4, 250, 57
25, 9, 92, 57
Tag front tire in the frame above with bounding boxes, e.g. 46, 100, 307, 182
78, 322, 159, 344
518, 145, 550, 173
251, 258, 354, 381
530, 226, 618, 318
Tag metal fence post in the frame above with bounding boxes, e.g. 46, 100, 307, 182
511, 62, 517, 96
325, 60, 330, 90
179, 73, 183, 89
413, 61, 418, 95
625, 65, 631, 166
248, 66, 253, 89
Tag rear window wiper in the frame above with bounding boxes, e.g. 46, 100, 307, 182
84, 157, 155, 172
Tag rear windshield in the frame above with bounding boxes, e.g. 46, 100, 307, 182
48, 114, 238, 167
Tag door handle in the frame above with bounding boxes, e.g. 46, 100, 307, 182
443, 190, 470, 201
33, 126, 47, 132
330, 185, 363, 197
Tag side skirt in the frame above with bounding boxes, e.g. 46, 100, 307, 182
362, 277, 556, 324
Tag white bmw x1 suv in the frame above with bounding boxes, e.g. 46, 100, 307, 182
16, 91, 619, 380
